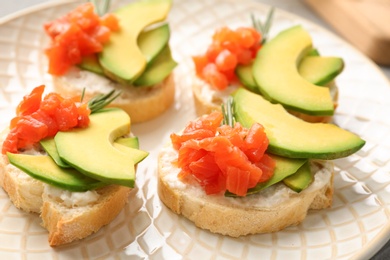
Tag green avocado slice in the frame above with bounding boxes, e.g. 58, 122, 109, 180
283, 161, 313, 192
41, 136, 146, 168
54, 108, 141, 187
253, 25, 334, 116
7, 153, 104, 191
225, 155, 307, 197
235, 62, 260, 93
10, 114, 147, 191
113, 142, 149, 164
79, 23, 174, 86
236, 55, 344, 91
40, 138, 71, 168
133, 45, 177, 87
233, 88, 365, 159
138, 23, 171, 64
79, 23, 170, 74
115, 136, 140, 149
99, 0, 172, 84
298, 56, 344, 86
78, 54, 105, 75
246, 155, 307, 195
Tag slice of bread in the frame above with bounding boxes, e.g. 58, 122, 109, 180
192, 74, 339, 123
41, 184, 130, 246
158, 144, 334, 237
53, 67, 175, 124
0, 130, 131, 247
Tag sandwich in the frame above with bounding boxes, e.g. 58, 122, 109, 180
157, 91, 365, 237
191, 10, 343, 123
43, 0, 177, 123
0, 85, 147, 246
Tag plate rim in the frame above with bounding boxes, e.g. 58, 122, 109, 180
0, 0, 389, 259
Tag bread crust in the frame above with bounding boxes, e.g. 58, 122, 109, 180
0, 130, 131, 247
41, 185, 130, 246
158, 145, 334, 237
52, 68, 175, 123
192, 77, 221, 116
0, 153, 44, 213
192, 75, 339, 123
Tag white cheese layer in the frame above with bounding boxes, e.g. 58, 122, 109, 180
59, 67, 164, 100
196, 77, 237, 104
6, 139, 101, 208
44, 185, 100, 208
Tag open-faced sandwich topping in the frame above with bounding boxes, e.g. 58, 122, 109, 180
170, 99, 276, 197
2, 85, 90, 154
192, 26, 262, 91
2, 85, 119, 155
44, 2, 119, 76
46, 0, 177, 123
0, 82, 148, 246
191, 9, 343, 124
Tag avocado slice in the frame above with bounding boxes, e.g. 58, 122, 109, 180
283, 161, 313, 192
138, 23, 171, 64
253, 25, 334, 116
113, 142, 149, 164
79, 54, 105, 75
40, 138, 71, 168
80, 23, 171, 78
306, 48, 320, 56
13, 135, 146, 191
133, 46, 177, 86
246, 155, 307, 195
236, 62, 260, 93
41, 136, 146, 168
237, 54, 344, 91
54, 108, 142, 187
236, 48, 321, 91
233, 88, 365, 159
7, 153, 104, 191
298, 56, 344, 86
115, 136, 140, 149
99, 0, 172, 84
226, 155, 307, 196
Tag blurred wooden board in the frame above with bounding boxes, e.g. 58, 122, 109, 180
304, 0, 390, 65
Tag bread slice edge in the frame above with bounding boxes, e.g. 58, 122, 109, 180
0, 129, 132, 247
53, 67, 176, 124
157, 144, 334, 237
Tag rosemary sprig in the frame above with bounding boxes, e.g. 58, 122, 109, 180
251, 7, 274, 44
90, 0, 112, 16
86, 89, 122, 113
221, 97, 235, 127
81, 88, 86, 103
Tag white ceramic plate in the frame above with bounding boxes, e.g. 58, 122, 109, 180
1, 0, 390, 259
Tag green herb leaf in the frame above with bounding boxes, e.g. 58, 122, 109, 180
251, 7, 274, 44
87, 89, 121, 114
90, 0, 111, 16
221, 97, 235, 127
81, 88, 86, 103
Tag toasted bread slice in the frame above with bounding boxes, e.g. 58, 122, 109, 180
41, 184, 130, 246
53, 67, 175, 123
158, 144, 334, 237
0, 130, 131, 247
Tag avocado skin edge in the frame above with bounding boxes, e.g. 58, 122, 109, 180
232, 88, 365, 160
252, 25, 334, 116
7, 153, 105, 192
54, 108, 140, 188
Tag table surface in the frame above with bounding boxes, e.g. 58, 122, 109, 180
0, 1, 389, 259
